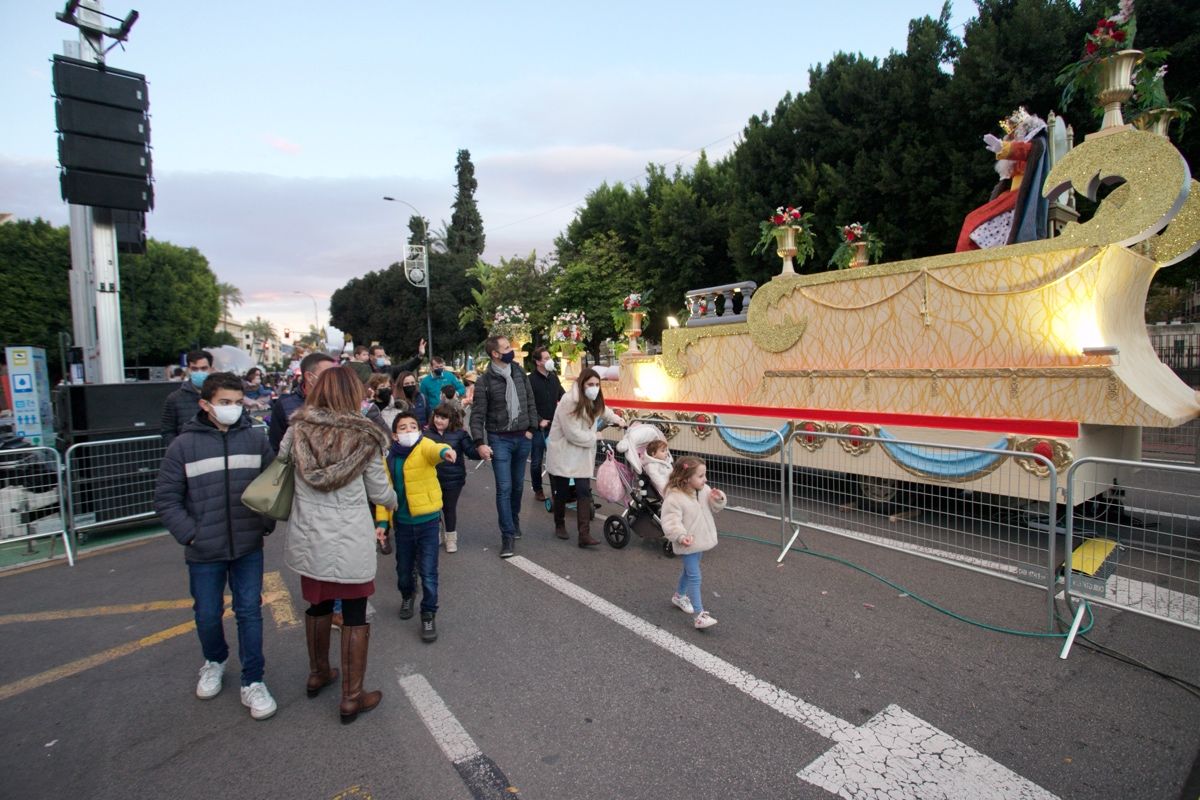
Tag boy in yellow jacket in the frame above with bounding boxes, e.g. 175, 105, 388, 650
375, 411, 455, 642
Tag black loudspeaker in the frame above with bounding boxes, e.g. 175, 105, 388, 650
56, 97, 150, 145
58, 134, 151, 177
52, 56, 148, 110
113, 209, 146, 254
60, 170, 153, 212
55, 382, 178, 442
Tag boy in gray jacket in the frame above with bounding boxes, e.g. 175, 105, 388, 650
154, 372, 278, 720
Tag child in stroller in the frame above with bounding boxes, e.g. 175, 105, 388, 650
601, 423, 675, 556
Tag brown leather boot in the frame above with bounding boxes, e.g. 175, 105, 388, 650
305, 613, 338, 698
577, 497, 600, 547
339, 624, 382, 724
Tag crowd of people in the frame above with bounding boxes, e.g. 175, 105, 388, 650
154, 333, 726, 724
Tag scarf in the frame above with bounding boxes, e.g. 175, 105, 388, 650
490, 361, 521, 427
388, 438, 419, 460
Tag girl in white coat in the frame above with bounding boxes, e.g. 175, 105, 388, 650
545, 368, 625, 547
660, 456, 726, 629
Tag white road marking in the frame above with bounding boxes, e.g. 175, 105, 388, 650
507, 555, 1059, 800
398, 673, 482, 764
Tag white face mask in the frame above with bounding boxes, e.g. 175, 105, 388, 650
211, 404, 242, 426
395, 431, 420, 447
583, 385, 600, 401
542, 359, 556, 372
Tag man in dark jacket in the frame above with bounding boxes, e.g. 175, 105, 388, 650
528, 346, 565, 502
469, 335, 537, 558
267, 351, 336, 451
160, 350, 213, 446
154, 372, 277, 720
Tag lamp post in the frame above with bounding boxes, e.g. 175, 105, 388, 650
293, 290, 321, 350
382, 196, 433, 360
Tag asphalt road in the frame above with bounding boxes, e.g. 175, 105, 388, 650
1, 470, 1198, 800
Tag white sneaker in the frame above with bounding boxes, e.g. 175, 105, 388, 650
671, 593, 694, 614
196, 660, 226, 699
240, 681, 277, 720
694, 612, 718, 630
445, 531, 458, 553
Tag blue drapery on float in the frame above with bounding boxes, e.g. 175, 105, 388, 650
877, 429, 1009, 478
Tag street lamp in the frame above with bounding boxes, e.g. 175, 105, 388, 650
382, 196, 433, 359
293, 291, 321, 349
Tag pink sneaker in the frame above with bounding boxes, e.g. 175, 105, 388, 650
694, 612, 718, 630
671, 593, 694, 614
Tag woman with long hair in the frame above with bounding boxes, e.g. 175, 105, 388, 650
544, 367, 626, 547
279, 365, 397, 724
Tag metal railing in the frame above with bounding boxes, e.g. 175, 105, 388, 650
781, 429, 1060, 630
0, 445, 74, 566
64, 435, 166, 536
1064, 457, 1200, 630
1141, 420, 1200, 465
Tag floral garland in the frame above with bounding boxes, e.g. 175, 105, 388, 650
751, 204, 816, 266
828, 222, 885, 269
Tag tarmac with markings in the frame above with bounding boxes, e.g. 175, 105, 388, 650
1, 474, 1197, 799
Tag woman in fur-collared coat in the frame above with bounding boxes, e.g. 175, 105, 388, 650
279, 365, 397, 724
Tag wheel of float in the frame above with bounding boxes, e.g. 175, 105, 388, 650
662, 539, 675, 558
604, 515, 631, 549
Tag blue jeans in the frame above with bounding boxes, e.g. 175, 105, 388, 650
394, 519, 441, 613
529, 428, 548, 494
490, 433, 532, 539
676, 552, 704, 614
188, 548, 265, 686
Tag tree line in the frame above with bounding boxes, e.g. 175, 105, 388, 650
331, 0, 1199, 361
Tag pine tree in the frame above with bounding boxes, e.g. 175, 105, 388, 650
447, 149, 485, 258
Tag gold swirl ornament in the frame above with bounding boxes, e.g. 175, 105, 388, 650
1043, 128, 1190, 249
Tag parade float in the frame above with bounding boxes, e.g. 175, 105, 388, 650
603, 64, 1200, 506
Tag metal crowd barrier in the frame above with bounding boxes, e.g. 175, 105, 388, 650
64, 435, 166, 537
619, 417, 791, 546
0, 445, 74, 566
782, 429, 1059, 630
1141, 420, 1200, 466
1064, 457, 1200, 631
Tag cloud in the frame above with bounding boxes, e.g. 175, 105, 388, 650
264, 134, 302, 155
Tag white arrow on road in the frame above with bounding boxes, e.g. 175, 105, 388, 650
507, 555, 1058, 800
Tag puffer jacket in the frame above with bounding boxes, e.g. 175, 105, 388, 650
545, 392, 623, 479
160, 380, 202, 446
281, 407, 396, 584
468, 363, 537, 444
425, 428, 481, 488
376, 437, 450, 525
154, 411, 275, 563
660, 484, 726, 556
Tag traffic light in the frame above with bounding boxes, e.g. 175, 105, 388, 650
53, 55, 153, 213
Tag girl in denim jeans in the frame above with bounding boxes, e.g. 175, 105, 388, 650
660, 456, 726, 630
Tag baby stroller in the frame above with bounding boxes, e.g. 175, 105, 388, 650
601, 424, 674, 557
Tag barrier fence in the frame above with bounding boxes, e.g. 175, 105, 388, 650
0, 445, 74, 566
780, 429, 1060, 630
1064, 457, 1200, 631
64, 436, 166, 536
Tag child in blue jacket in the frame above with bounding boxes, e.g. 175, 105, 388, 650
425, 402, 481, 554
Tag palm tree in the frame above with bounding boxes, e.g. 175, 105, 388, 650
244, 316, 278, 362
217, 282, 244, 326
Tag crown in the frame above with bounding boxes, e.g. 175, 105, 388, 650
999, 106, 1032, 136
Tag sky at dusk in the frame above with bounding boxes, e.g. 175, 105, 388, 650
1, 0, 971, 343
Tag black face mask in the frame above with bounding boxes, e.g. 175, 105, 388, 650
500, 351, 515, 364
375, 387, 392, 406
403, 385, 417, 398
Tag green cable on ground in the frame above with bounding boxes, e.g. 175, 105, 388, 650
720, 531, 1094, 639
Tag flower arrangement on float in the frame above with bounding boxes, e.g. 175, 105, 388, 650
752, 204, 816, 274
1129, 63, 1193, 139
829, 222, 885, 269
490, 304, 531, 350
549, 310, 590, 362
612, 291, 651, 354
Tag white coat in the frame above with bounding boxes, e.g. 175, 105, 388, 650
661, 485, 726, 556
544, 392, 623, 479
641, 453, 673, 496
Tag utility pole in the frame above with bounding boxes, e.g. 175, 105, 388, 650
57, 0, 140, 384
